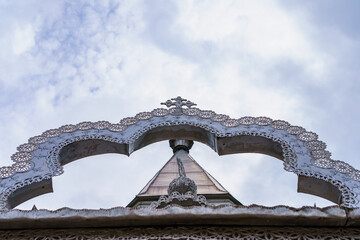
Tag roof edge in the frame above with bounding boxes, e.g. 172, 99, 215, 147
0, 205, 350, 229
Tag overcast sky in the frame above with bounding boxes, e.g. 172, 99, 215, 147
0, 0, 359, 210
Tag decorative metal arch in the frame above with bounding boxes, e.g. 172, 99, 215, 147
0, 97, 359, 209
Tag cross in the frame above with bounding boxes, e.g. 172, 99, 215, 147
161, 96, 197, 109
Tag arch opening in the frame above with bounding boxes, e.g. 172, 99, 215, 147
15, 142, 170, 210
13, 141, 338, 210
7, 130, 344, 209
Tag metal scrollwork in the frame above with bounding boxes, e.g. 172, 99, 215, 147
0, 97, 359, 209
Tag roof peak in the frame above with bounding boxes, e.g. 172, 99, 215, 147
127, 140, 241, 207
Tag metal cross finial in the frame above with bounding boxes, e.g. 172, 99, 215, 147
161, 96, 197, 109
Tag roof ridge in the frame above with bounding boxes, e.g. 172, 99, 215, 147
186, 154, 228, 193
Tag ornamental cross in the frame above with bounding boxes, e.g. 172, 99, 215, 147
161, 96, 196, 109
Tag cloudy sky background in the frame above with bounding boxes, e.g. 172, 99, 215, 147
0, 0, 359, 209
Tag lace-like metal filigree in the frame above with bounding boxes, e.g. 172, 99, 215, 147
1, 226, 360, 239
0, 97, 359, 209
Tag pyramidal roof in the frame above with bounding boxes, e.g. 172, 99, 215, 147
127, 140, 241, 207
138, 149, 228, 196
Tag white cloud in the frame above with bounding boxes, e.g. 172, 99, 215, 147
12, 24, 35, 55
174, 0, 332, 81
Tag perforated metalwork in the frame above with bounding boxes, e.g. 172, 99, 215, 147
0, 97, 359, 209
0, 226, 359, 239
